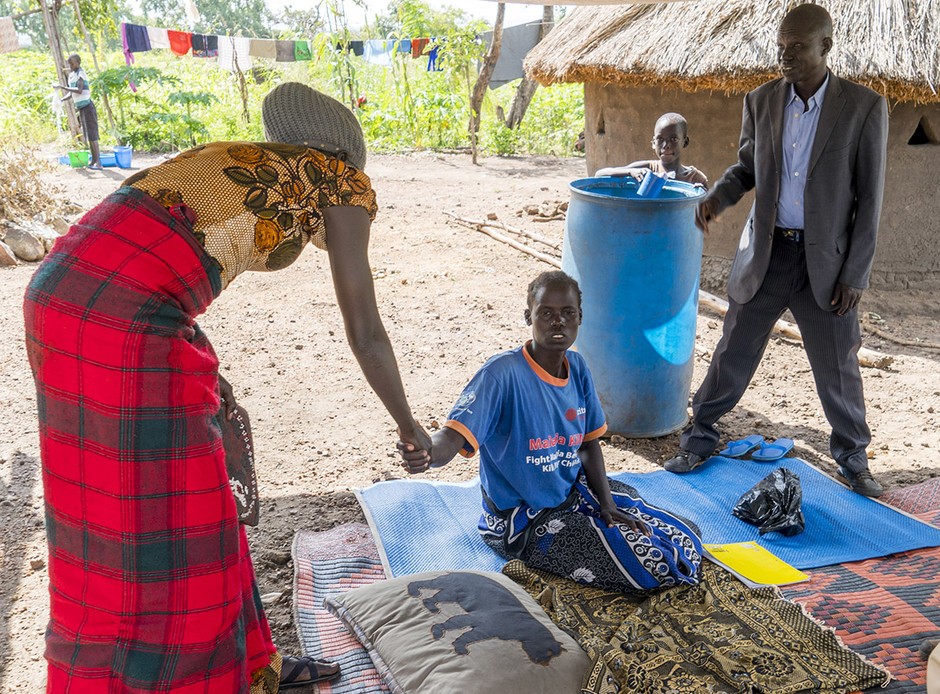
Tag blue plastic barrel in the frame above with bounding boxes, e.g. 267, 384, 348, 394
562, 177, 706, 437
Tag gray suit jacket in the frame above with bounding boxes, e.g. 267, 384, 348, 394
707, 73, 889, 309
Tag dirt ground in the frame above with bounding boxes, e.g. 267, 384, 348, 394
1, 151, 939, 690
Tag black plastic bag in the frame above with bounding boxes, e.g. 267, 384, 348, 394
732, 468, 805, 536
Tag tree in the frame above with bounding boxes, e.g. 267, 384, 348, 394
137, 0, 274, 38
374, 0, 474, 39
468, 2, 503, 165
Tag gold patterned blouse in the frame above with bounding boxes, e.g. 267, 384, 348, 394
124, 141, 378, 288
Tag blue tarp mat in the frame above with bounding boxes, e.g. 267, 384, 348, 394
357, 457, 940, 578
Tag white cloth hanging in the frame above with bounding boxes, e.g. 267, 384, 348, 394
218, 35, 253, 72
147, 26, 170, 49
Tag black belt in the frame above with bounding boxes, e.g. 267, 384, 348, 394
774, 226, 804, 243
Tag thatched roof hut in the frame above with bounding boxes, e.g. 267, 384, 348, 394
526, 0, 940, 103
527, 0, 940, 290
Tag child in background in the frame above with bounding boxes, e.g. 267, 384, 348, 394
596, 112, 707, 188
55, 54, 102, 170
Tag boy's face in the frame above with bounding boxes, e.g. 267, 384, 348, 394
651, 122, 688, 165
525, 283, 581, 353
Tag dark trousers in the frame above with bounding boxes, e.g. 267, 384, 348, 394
680, 236, 871, 473
77, 102, 99, 143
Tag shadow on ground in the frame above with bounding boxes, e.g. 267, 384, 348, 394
0, 450, 43, 689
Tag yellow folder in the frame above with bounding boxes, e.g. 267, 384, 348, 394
704, 542, 810, 587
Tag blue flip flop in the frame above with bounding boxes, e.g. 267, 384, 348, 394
718, 434, 765, 458
751, 438, 794, 462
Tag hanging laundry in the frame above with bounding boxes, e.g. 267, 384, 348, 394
411, 37, 429, 58
275, 40, 296, 62
397, 39, 411, 54
249, 38, 276, 59
482, 22, 542, 88
218, 35, 252, 71
294, 40, 312, 61
0, 16, 20, 54
334, 40, 364, 57
120, 22, 147, 91
191, 34, 218, 58
168, 29, 193, 56
147, 26, 170, 50
183, 0, 201, 24
364, 39, 394, 66
426, 44, 443, 71
122, 23, 152, 55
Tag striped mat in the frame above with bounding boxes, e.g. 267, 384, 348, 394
783, 477, 940, 692
291, 524, 388, 694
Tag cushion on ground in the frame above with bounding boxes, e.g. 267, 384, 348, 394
324, 570, 590, 694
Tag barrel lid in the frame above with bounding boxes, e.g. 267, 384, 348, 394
570, 176, 706, 203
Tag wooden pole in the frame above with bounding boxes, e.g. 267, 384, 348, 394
502, 5, 553, 130
697, 289, 893, 369
469, 2, 504, 165
454, 216, 562, 267
39, 0, 80, 138
444, 212, 562, 251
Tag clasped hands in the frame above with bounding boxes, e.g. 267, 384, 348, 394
396, 425, 432, 474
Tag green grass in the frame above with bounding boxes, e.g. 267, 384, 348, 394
0, 46, 585, 158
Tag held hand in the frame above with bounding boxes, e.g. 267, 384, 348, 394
396, 440, 431, 474
695, 198, 720, 234
396, 424, 432, 474
600, 506, 652, 536
399, 422, 432, 454
218, 374, 237, 420
830, 283, 863, 316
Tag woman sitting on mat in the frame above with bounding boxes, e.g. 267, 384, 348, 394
397, 271, 703, 593
24, 82, 430, 692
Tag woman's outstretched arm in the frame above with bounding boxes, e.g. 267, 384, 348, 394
323, 205, 430, 454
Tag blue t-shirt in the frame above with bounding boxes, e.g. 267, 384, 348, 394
445, 342, 607, 512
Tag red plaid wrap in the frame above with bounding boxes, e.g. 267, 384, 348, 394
24, 187, 275, 692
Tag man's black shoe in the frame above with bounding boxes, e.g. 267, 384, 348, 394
664, 450, 706, 474
837, 467, 884, 498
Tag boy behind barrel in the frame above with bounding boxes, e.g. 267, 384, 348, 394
596, 112, 707, 188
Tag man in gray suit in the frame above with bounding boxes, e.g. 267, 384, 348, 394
664, 3, 888, 497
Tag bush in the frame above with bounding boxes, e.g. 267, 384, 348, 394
0, 45, 585, 158
0, 51, 61, 143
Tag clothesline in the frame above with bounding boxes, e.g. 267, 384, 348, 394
120, 22, 446, 73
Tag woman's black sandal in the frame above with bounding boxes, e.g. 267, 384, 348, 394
279, 655, 341, 689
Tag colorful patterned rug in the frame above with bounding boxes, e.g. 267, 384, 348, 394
298, 478, 940, 692
504, 559, 890, 694
292, 523, 389, 694
782, 476, 940, 692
